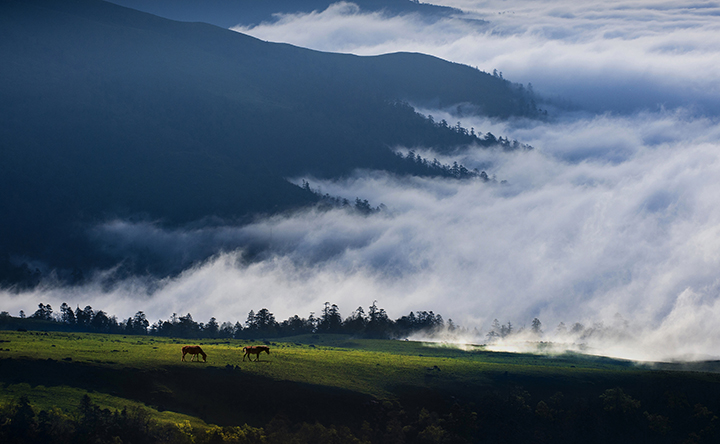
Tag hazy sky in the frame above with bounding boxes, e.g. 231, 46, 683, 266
4, 1, 720, 361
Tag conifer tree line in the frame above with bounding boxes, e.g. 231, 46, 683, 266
2, 303, 626, 343
2, 301, 449, 340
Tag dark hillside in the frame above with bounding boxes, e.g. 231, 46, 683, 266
1, 0, 537, 281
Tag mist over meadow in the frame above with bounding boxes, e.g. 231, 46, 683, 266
5, 0, 720, 362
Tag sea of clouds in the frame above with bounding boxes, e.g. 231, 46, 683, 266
4, 0, 720, 362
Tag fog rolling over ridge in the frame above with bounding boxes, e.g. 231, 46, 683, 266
235, 0, 720, 115
4, 0, 720, 362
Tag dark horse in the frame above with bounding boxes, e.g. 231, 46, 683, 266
243, 345, 270, 361
181, 345, 207, 362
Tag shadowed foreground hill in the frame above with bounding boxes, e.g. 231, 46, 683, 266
0, 0, 538, 281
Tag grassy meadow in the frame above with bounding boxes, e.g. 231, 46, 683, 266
0, 330, 645, 401
2, 330, 720, 443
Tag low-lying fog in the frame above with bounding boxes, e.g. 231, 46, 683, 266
4, 0, 720, 362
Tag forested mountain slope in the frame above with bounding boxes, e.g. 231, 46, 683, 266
1, 0, 538, 282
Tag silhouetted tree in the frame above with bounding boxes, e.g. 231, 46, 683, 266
254, 308, 277, 334
531, 318, 543, 337
233, 321, 244, 338
366, 301, 392, 338
132, 311, 149, 334
486, 319, 502, 342
414, 311, 443, 330
280, 314, 311, 336
60, 302, 75, 325
177, 313, 199, 338
307, 312, 318, 333
218, 321, 235, 338
204, 317, 219, 338
245, 310, 257, 332
90, 311, 112, 332
30, 303, 52, 321
318, 302, 343, 333
501, 322, 513, 338
355, 198, 373, 214
344, 307, 367, 334
75, 306, 93, 328
395, 311, 417, 334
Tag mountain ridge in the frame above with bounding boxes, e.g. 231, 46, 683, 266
1, 0, 538, 283
106, 0, 464, 28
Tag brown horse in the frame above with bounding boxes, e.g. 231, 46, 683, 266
181, 345, 207, 362
242, 345, 270, 361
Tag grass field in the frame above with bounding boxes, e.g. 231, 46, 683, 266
0, 330, 647, 399
2, 330, 720, 443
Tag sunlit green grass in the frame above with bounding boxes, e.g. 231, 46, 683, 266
0, 382, 206, 428
4, 329, 719, 441
0, 330, 644, 403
